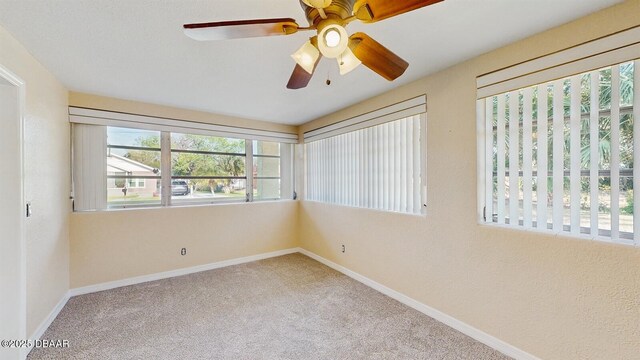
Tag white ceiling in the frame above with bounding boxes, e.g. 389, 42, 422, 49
0, 0, 622, 125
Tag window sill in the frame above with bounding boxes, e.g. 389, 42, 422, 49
301, 199, 427, 218
477, 222, 637, 248
73, 199, 297, 213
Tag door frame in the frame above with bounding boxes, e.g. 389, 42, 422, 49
0, 63, 27, 359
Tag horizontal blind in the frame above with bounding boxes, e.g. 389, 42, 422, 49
478, 60, 637, 246
477, 26, 640, 99
304, 96, 426, 142
305, 114, 425, 214
69, 107, 298, 144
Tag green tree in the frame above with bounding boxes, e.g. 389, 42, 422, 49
124, 136, 161, 171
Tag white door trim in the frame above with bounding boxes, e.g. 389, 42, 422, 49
0, 64, 27, 360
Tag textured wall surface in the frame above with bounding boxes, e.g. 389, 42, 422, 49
298, 1, 640, 359
70, 201, 298, 288
0, 25, 70, 336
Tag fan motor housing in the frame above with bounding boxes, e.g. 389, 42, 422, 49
300, 0, 355, 26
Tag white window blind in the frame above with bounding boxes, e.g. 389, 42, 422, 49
477, 58, 638, 246
305, 114, 426, 215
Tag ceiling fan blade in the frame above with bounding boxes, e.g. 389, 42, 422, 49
184, 18, 301, 41
287, 63, 318, 90
348, 32, 408, 81
353, 0, 443, 23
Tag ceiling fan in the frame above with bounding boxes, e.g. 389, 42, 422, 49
183, 0, 443, 89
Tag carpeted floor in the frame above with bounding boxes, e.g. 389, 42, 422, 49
29, 254, 510, 360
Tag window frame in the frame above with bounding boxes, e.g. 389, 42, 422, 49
72, 122, 296, 212
252, 140, 284, 201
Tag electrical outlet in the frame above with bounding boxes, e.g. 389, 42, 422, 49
181, 248, 187, 256
341, 244, 346, 253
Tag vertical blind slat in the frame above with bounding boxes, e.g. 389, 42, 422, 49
368, 127, 373, 209
407, 118, 416, 212
349, 132, 354, 206
415, 113, 427, 214
485, 98, 494, 223
396, 122, 402, 211
590, 71, 600, 236
509, 92, 520, 224
413, 116, 422, 213
383, 123, 390, 210
537, 84, 549, 230
497, 95, 507, 224
377, 125, 383, 209
313, 141, 318, 201
634, 60, 640, 246
610, 65, 621, 241
359, 129, 364, 207
401, 119, 408, 212
328, 138, 332, 203
389, 122, 395, 211
522, 88, 533, 228
355, 131, 360, 207
552, 80, 565, 232
570, 75, 582, 235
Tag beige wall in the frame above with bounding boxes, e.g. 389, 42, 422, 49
299, 1, 640, 359
0, 26, 70, 336
70, 201, 298, 288
68, 94, 300, 289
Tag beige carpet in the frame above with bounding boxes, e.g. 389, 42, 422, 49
29, 254, 510, 360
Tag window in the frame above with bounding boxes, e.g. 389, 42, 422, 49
305, 114, 426, 215
171, 132, 247, 204
127, 179, 145, 188
107, 127, 161, 207
253, 140, 282, 200
478, 55, 639, 245
71, 109, 296, 211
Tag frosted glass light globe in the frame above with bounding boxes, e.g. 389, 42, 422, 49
317, 24, 348, 59
324, 29, 341, 48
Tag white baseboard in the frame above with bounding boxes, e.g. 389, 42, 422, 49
297, 248, 540, 360
24, 291, 70, 358
69, 248, 299, 297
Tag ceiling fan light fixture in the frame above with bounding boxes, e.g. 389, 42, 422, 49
291, 40, 320, 74
318, 23, 348, 59
337, 47, 361, 75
